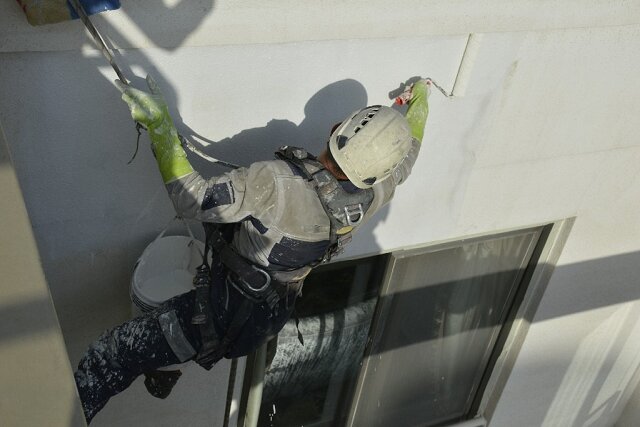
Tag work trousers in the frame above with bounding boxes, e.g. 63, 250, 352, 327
74, 291, 202, 424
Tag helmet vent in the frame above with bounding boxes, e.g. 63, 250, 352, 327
356, 119, 372, 130
363, 177, 376, 185
337, 135, 349, 149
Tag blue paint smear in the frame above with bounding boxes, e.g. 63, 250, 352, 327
67, 0, 121, 19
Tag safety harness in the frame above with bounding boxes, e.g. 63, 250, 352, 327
275, 146, 374, 261
191, 146, 373, 369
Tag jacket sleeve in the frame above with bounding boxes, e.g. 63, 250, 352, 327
405, 80, 430, 144
366, 81, 429, 214
366, 138, 421, 216
164, 161, 278, 223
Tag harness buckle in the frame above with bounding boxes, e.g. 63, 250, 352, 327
344, 204, 364, 226
242, 267, 272, 293
230, 267, 280, 310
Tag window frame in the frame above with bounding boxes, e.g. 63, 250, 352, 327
235, 218, 575, 427
474, 218, 575, 423
346, 225, 544, 426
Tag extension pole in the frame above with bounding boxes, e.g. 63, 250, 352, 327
243, 343, 267, 427
69, 1, 240, 169
68, 0, 129, 84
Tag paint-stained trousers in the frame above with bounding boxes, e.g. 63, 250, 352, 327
74, 291, 202, 424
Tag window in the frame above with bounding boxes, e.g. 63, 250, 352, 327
257, 255, 388, 426
239, 225, 553, 427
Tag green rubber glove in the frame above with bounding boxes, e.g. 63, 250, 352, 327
115, 75, 194, 183
405, 79, 430, 144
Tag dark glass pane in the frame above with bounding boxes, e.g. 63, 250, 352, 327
257, 255, 388, 426
350, 232, 538, 427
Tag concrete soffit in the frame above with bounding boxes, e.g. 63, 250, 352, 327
1, 0, 639, 53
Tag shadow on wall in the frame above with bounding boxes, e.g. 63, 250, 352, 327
184, 78, 369, 173
541, 303, 640, 427
2, 251, 639, 350
2, 251, 640, 426
109, 0, 216, 51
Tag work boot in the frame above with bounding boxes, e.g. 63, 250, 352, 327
143, 370, 182, 399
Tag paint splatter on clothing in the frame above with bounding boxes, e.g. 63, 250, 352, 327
75, 261, 296, 423
74, 292, 199, 423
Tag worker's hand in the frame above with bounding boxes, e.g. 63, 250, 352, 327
115, 75, 168, 129
395, 79, 431, 105
414, 78, 432, 98
404, 79, 430, 143
115, 75, 194, 183
407, 79, 431, 105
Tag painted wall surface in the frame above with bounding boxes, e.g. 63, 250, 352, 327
617, 378, 640, 427
0, 1, 639, 426
0, 123, 85, 425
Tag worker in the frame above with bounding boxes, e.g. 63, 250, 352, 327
74, 75, 430, 423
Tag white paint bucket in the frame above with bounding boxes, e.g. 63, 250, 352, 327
130, 221, 204, 317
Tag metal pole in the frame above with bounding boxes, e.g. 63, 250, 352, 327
243, 343, 267, 427
223, 359, 238, 427
68, 0, 129, 84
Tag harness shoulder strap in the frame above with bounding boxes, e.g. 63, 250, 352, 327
275, 146, 374, 261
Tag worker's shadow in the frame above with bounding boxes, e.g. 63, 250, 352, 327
176, 79, 367, 174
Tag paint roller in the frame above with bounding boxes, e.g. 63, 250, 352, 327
16, 1, 121, 26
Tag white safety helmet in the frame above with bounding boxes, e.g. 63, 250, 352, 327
328, 105, 413, 189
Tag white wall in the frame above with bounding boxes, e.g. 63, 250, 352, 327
617, 377, 640, 427
0, 122, 85, 425
1, 1, 639, 426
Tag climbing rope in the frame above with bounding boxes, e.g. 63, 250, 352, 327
178, 135, 241, 169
